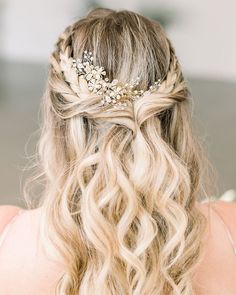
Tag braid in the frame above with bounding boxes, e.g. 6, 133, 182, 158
47, 28, 96, 119
49, 26, 82, 96
153, 43, 188, 105
49, 42, 188, 124
134, 45, 189, 128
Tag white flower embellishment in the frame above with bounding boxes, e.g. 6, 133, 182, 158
61, 50, 164, 110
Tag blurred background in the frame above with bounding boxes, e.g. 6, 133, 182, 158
0, 0, 235, 206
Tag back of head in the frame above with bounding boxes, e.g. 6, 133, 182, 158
26, 7, 213, 295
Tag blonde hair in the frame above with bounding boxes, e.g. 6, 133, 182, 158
23, 8, 217, 295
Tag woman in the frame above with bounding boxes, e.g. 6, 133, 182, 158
0, 8, 235, 295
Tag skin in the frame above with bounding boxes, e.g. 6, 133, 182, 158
0, 205, 65, 295
0, 201, 235, 294
193, 201, 236, 295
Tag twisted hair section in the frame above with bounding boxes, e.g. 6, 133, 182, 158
23, 8, 216, 295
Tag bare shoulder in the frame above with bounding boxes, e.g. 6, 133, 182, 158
198, 200, 236, 238
193, 200, 236, 294
212, 199, 236, 217
0, 205, 24, 234
0, 206, 64, 294
197, 199, 236, 251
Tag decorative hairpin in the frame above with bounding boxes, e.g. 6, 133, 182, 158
62, 50, 164, 110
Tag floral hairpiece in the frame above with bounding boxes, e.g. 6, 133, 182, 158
63, 50, 164, 110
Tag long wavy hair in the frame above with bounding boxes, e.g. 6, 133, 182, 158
23, 7, 217, 295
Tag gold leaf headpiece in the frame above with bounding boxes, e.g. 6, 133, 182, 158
61, 50, 165, 110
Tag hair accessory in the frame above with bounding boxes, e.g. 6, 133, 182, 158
62, 50, 165, 110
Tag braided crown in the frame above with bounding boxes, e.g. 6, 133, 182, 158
59, 49, 167, 110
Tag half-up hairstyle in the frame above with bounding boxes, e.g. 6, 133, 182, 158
24, 7, 215, 295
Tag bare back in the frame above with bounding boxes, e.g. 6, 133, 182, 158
0, 200, 236, 294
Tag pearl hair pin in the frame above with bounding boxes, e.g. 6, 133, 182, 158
63, 50, 164, 110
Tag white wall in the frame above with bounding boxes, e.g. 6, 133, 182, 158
0, 0, 86, 62
162, 0, 236, 82
0, 0, 235, 81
